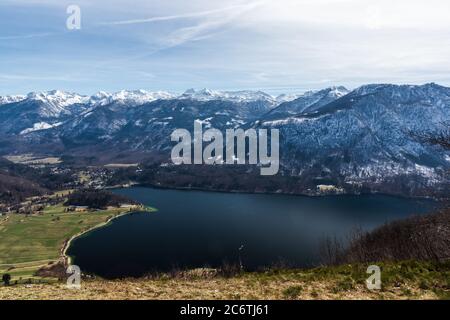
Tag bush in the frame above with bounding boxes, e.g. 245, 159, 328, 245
282, 285, 303, 299
2, 274, 11, 286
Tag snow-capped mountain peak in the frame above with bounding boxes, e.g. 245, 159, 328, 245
302, 86, 350, 99
180, 88, 276, 104
263, 85, 350, 120
328, 86, 350, 97
0, 94, 26, 105
26, 90, 89, 107
3, 88, 299, 110
90, 90, 176, 106
23, 90, 90, 118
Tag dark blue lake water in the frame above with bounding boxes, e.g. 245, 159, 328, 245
67, 187, 435, 278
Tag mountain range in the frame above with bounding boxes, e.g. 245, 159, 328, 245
0, 83, 449, 196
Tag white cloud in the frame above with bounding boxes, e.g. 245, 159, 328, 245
241, 0, 450, 29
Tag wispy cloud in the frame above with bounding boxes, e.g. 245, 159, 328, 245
99, 2, 265, 26
162, 1, 265, 48
0, 32, 57, 40
0, 73, 82, 81
90, 1, 266, 66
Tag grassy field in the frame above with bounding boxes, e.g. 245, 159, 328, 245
0, 261, 448, 300
0, 204, 150, 281
4, 154, 61, 165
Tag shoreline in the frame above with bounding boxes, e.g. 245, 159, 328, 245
120, 183, 442, 202
61, 206, 156, 267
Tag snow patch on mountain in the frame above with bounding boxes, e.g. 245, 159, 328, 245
262, 117, 311, 126
275, 93, 304, 103
343, 162, 440, 183
20, 121, 62, 135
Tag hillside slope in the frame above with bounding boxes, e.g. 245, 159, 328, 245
1, 261, 448, 300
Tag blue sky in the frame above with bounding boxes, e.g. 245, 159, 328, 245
1, 0, 450, 95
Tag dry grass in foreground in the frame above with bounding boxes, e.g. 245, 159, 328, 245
1, 261, 449, 300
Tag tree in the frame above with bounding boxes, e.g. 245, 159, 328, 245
411, 122, 450, 151
2, 273, 11, 286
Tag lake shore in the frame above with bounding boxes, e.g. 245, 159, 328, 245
62, 205, 157, 266
130, 183, 443, 201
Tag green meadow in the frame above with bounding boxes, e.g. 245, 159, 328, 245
0, 204, 137, 281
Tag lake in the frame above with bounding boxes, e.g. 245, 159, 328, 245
67, 187, 435, 278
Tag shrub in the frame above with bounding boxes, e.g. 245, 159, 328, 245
282, 285, 303, 299
2, 274, 11, 286
321, 208, 450, 265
